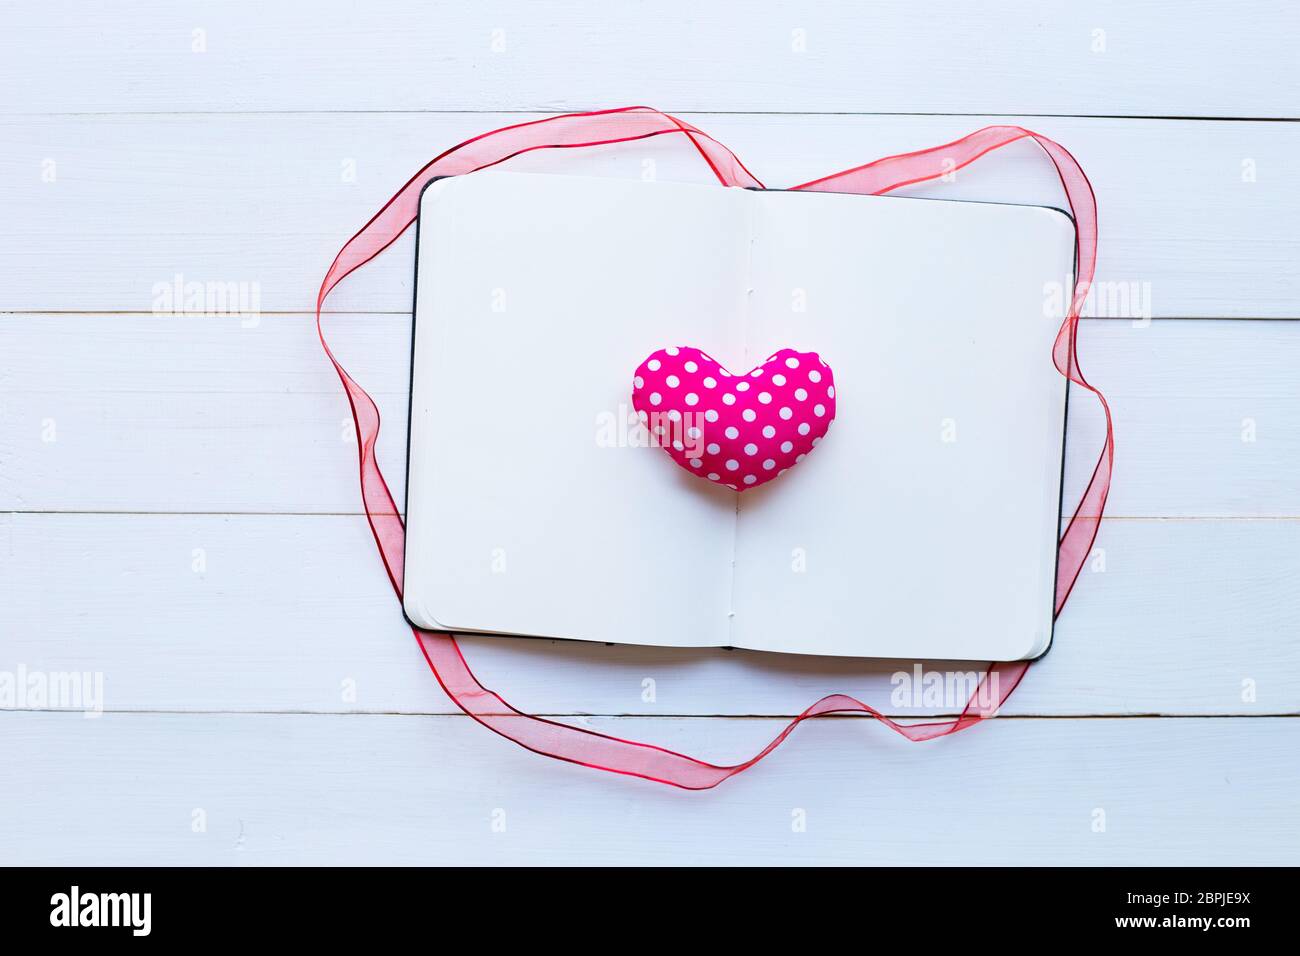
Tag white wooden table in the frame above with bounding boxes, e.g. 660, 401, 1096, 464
2, 1, 1298, 865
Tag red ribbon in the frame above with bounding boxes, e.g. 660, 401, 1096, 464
316, 107, 1112, 789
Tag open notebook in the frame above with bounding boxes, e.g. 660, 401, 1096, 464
403, 172, 1074, 661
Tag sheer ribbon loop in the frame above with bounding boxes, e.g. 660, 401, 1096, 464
316, 107, 1110, 789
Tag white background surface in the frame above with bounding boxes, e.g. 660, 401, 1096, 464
1, 2, 1298, 865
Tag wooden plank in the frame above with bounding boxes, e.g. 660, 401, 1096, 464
0, 114, 1295, 316
2, 316, 1296, 518
2, 512, 1295, 717
1, 2, 1294, 117
5, 1, 1291, 870
2, 711, 1295, 864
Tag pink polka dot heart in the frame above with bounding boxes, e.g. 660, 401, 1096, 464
631, 345, 836, 492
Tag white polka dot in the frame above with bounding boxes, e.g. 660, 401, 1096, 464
704, 409, 719, 423
633, 375, 644, 389
725, 459, 739, 471
808, 370, 822, 383
785, 357, 799, 369
649, 392, 661, 405
685, 392, 699, 406
798, 423, 811, 436
762, 458, 776, 470
762, 425, 776, 438
707, 472, 720, 481
779, 407, 793, 420
706, 442, 721, 454
811, 437, 820, 446
689, 458, 702, 468
672, 440, 683, 451
722, 393, 736, 406
796, 454, 806, 462
771, 373, 786, 386
703, 376, 717, 388
780, 440, 793, 453
724, 426, 739, 439
750, 368, 764, 378
743, 475, 757, 485
720, 369, 732, 377
637, 410, 648, 423
757, 392, 772, 404
742, 409, 757, 422
794, 388, 808, 401
667, 409, 681, 422
744, 443, 758, 456
727, 484, 738, 490
665, 346, 680, 356
735, 381, 750, 392
647, 359, 661, 371
827, 385, 835, 398
687, 427, 701, 439
684, 360, 698, 373
665, 374, 680, 388
813, 404, 826, 417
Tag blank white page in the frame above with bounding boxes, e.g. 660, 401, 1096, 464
403, 172, 747, 646
731, 192, 1074, 661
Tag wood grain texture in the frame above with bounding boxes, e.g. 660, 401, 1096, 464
2, 1, 1295, 117
1, 114, 1294, 316
2, 2, 1296, 864
3, 711, 1296, 865
2, 512, 1295, 717
2, 316, 1296, 517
